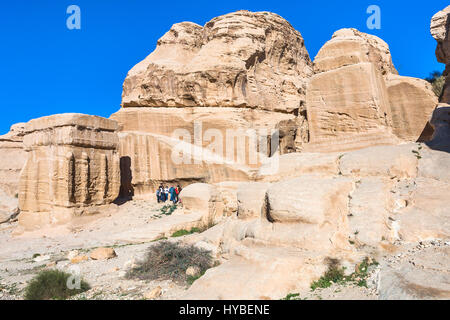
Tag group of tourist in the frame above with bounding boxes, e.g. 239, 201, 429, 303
156, 185, 182, 204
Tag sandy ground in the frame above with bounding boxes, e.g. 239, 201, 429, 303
0, 200, 202, 300
0, 199, 446, 300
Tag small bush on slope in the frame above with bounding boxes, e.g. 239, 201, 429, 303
24, 269, 90, 300
310, 257, 378, 291
125, 241, 214, 285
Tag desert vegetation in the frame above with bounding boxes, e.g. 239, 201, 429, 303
425, 70, 445, 97
24, 269, 90, 300
125, 241, 216, 285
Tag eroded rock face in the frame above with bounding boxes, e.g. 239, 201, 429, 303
431, 6, 450, 103
379, 245, 450, 300
183, 144, 450, 299
18, 114, 121, 230
110, 107, 292, 197
313, 28, 397, 76
386, 74, 438, 141
179, 183, 224, 226
305, 28, 437, 152
122, 10, 313, 113
0, 123, 27, 197
425, 103, 450, 152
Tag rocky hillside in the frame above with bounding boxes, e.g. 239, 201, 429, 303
0, 8, 449, 300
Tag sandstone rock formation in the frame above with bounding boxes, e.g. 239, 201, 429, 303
178, 183, 224, 226
18, 114, 121, 230
305, 28, 437, 152
121, 10, 313, 112
424, 103, 450, 152
110, 12, 441, 198
111, 10, 315, 197
111, 107, 289, 198
0, 123, 27, 197
379, 244, 450, 299
431, 5, 450, 103
182, 143, 450, 299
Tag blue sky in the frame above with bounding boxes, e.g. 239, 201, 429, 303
0, 0, 447, 134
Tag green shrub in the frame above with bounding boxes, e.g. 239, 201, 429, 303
282, 293, 301, 300
160, 204, 178, 216
126, 241, 214, 285
310, 261, 345, 291
310, 257, 378, 291
24, 269, 90, 300
425, 71, 445, 98
171, 227, 200, 238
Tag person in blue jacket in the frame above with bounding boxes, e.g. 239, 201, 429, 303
169, 186, 177, 204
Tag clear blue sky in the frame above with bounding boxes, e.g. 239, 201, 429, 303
0, 0, 447, 134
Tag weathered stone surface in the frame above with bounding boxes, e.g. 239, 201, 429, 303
0, 189, 18, 224
305, 28, 436, 152
90, 247, 117, 260
236, 182, 270, 220
266, 176, 353, 225
386, 74, 438, 141
418, 146, 450, 182
431, 6, 450, 103
395, 178, 450, 242
0, 123, 26, 197
18, 114, 121, 230
306, 62, 393, 147
122, 10, 313, 113
111, 107, 293, 197
70, 255, 89, 264
425, 104, 450, 152
313, 28, 397, 76
339, 144, 418, 178
179, 183, 224, 226
379, 246, 450, 300
257, 152, 339, 182
347, 177, 391, 247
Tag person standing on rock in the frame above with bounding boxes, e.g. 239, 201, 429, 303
156, 187, 161, 203
164, 186, 169, 202
159, 185, 165, 202
169, 186, 176, 204
176, 185, 182, 203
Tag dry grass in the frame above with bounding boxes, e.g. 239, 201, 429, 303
125, 241, 214, 285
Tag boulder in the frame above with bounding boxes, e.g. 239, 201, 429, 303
313, 28, 397, 76
179, 183, 224, 226
386, 74, 438, 141
143, 286, 162, 300
236, 182, 270, 220
425, 104, 450, 152
90, 247, 117, 260
70, 255, 89, 264
305, 28, 437, 152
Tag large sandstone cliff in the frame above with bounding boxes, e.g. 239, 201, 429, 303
112, 11, 438, 197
